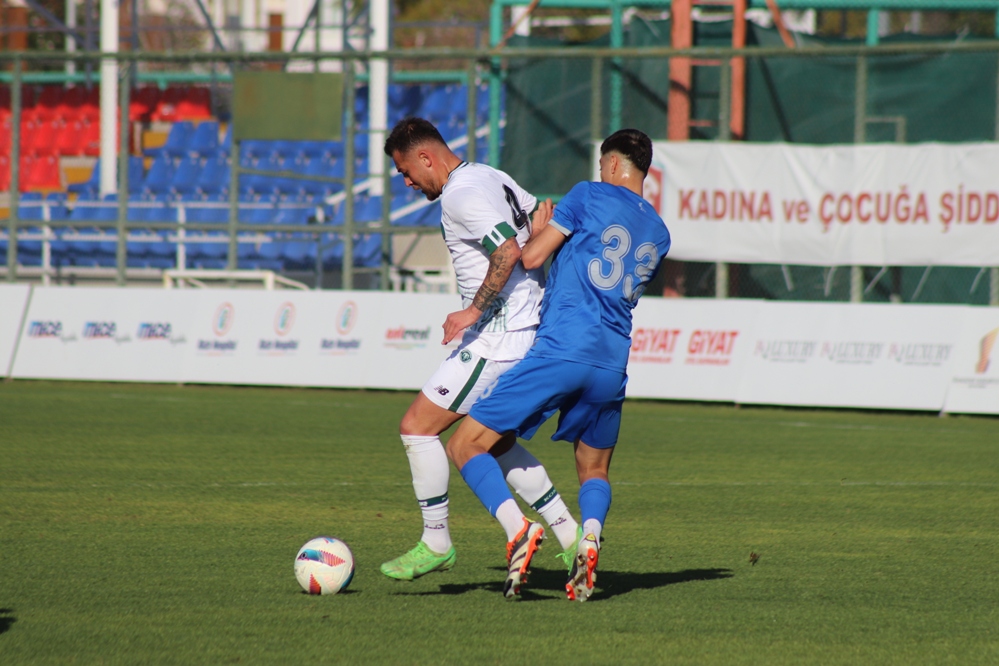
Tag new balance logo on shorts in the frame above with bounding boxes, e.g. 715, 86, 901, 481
434, 385, 450, 396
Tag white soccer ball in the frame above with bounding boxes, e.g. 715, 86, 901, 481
294, 537, 355, 595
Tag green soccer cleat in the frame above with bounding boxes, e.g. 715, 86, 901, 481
556, 526, 584, 573
380, 541, 457, 581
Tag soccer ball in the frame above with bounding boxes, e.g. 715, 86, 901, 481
294, 537, 355, 595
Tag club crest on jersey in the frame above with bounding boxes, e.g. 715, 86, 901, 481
460, 350, 472, 363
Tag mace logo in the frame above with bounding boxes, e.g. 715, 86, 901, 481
336, 301, 358, 335
82, 321, 116, 339
976, 328, 999, 374
274, 302, 296, 336
137, 323, 172, 340
27, 321, 63, 338
213, 303, 235, 336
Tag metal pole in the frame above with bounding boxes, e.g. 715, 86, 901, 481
851, 53, 867, 303
380, 151, 391, 290
716, 59, 731, 298
116, 62, 130, 286
466, 59, 478, 163
99, 0, 120, 197
343, 62, 356, 290
7, 59, 22, 283
716, 262, 728, 299
228, 138, 240, 270
488, 0, 502, 167
609, 0, 622, 133
590, 56, 603, 144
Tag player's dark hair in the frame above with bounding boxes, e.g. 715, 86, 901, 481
600, 129, 653, 175
383, 117, 447, 157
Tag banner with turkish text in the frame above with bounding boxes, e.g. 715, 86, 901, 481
652, 142, 999, 266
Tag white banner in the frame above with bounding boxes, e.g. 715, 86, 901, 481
0, 285, 32, 377
181, 290, 459, 389
7, 286, 998, 415
12, 287, 194, 382
627, 298, 760, 402
736, 302, 963, 410
652, 141, 999, 266
942, 308, 999, 415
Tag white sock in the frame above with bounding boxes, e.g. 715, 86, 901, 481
401, 434, 452, 553
583, 518, 602, 546
495, 442, 579, 550
495, 499, 526, 542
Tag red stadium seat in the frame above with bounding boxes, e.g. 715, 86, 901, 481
54, 118, 86, 156
130, 86, 162, 122
22, 153, 61, 191
175, 87, 213, 120
79, 88, 100, 122
18, 118, 39, 154
0, 117, 10, 155
31, 119, 60, 155
0, 155, 9, 190
80, 119, 101, 156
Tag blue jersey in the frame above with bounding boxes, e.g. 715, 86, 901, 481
532, 181, 671, 372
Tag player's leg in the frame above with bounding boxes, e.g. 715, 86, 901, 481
495, 439, 579, 550
566, 440, 613, 602
380, 391, 462, 581
447, 416, 544, 599
552, 366, 626, 601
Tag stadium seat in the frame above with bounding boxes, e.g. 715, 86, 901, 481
156, 121, 195, 158
20, 154, 61, 191
129, 86, 162, 123
69, 198, 119, 222
53, 118, 86, 156
175, 87, 213, 121
142, 155, 176, 194
189, 121, 220, 156
195, 154, 231, 195
80, 119, 100, 156
171, 156, 204, 195
220, 124, 232, 155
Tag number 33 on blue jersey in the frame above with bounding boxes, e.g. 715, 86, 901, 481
588, 225, 660, 302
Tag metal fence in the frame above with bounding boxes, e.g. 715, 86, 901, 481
2, 41, 999, 303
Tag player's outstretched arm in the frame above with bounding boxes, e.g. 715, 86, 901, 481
522, 224, 566, 270
441, 238, 522, 345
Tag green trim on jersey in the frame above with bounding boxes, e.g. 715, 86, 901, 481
448, 357, 488, 412
481, 221, 517, 254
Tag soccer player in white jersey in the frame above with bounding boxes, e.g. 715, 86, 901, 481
378, 118, 580, 581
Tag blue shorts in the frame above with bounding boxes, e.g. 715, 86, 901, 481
468, 353, 627, 449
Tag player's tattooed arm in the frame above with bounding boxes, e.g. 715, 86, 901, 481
441, 238, 521, 345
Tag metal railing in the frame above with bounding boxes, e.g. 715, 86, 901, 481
2, 41, 999, 303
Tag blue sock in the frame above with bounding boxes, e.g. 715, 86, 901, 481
578, 478, 612, 526
460, 453, 515, 517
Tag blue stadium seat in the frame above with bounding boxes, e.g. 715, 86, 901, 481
143, 155, 176, 194
172, 156, 204, 195
68, 157, 145, 196
354, 233, 383, 267
196, 154, 230, 195
239, 200, 277, 224
392, 199, 441, 227
69, 198, 119, 222
274, 206, 312, 224
220, 124, 232, 154
156, 121, 196, 158
354, 195, 383, 223
190, 121, 220, 156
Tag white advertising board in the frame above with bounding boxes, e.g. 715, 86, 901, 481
11, 287, 194, 382
0, 284, 32, 377
652, 141, 999, 266
942, 308, 999, 415
181, 290, 460, 389
736, 302, 963, 410
627, 298, 760, 402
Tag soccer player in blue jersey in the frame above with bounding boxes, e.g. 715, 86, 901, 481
445, 129, 671, 600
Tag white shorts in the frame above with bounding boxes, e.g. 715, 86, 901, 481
421, 347, 518, 414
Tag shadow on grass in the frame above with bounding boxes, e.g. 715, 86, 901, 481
392, 567, 733, 601
0, 608, 16, 635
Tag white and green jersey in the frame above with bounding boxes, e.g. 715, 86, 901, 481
440, 161, 544, 361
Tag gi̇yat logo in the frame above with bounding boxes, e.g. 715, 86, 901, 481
630, 328, 680, 364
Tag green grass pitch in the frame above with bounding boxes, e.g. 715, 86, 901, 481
1, 380, 997, 664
